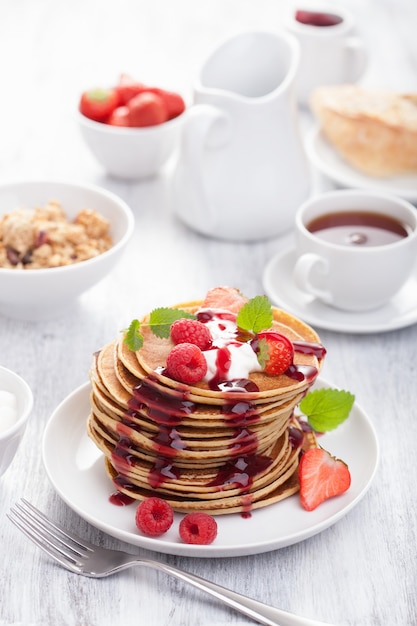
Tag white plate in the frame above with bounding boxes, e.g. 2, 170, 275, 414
42, 379, 379, 558
305, 126, 417, 202
263, 245, 417, 334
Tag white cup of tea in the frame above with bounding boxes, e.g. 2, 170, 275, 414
293, 189, 417, 311
284, 3, 368, 105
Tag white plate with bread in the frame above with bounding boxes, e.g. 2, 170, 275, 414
306, 85, 417, 201
306, 127, 417, 201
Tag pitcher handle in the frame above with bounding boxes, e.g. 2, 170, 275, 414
345, 36, 368, 82
181, 104, 231, 229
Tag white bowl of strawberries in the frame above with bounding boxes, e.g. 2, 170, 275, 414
78, 74, 186, 180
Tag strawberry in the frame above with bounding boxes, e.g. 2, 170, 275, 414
147, 87, 186, 120
255, 331, 294, 376
127, 92, 168, 127
179, 512, 218, 545
201, 286, 249, 314
170, 318, 212, 350
79, 88, 119, 122
165, 343, 207, 384
114, 73, 146, 105
160, 90, 186, 119
299, 447, 351, 511
107, 105, 130, 127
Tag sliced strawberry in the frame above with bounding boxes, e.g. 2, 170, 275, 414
255, 331, 294, 376
201, 286, 249, 314
299, 447, 351, 511
127, 91, 168, 127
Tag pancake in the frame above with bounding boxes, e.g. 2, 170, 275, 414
87, 288, 326, 515
134, 304, 323, 402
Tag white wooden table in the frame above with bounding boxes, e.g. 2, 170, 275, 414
1, 1, 417, 625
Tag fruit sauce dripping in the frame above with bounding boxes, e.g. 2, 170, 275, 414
109, 491, 135, 506
109, 333, 326, 516
108, 374, 271, 515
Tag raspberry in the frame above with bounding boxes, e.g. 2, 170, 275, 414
179, 512, 218, 545
135, 497, 174, 536
165, 343, 207, 384
255, 331, 294, 376
170, 318, 212, 350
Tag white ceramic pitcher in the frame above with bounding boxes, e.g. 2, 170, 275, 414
172, 30, 311, 241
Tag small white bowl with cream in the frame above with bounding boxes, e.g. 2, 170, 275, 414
0, 366, 33, 477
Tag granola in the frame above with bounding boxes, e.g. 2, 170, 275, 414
0, 201, 113, 269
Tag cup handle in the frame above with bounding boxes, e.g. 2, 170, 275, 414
293, 253, 333, 304
180, 104, 231, 229
345, 36, 368, 81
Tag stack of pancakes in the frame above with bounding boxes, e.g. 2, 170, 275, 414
87, 301, 325, 515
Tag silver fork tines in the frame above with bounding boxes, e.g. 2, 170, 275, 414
7, 499, 331, 626
7, 499, 93, 573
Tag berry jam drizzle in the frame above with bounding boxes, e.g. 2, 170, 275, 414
109, 371, 274, 514
285, 364, 318, 383
288, 426, 304, 449
112, 433, 137, 473
109, 491, 135, 506
215, 346, 232, 378
222, 399, 259, 425
292, 341, 327, 359
230, 427, 259, 455
282, 340, 326, 382
197, 310, 237, 324
210, 378, 259, 393
207, 454, 273, 489
131, 378, 195, 424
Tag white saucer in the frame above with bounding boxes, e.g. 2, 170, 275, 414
305, 126, 417, 202
263, 246, 417, 334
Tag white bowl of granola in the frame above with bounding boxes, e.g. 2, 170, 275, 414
0, 180, 134, 320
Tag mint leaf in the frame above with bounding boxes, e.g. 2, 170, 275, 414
123, 308, 196, 350
299, 388, 355, 432
236, 295, 273, 334
148, 307, 196, 339
124, 319, 143, 351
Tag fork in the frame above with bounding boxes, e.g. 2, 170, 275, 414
8, 499, 332, 626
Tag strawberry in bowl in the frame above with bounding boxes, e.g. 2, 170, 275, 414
78, 73, 186, 179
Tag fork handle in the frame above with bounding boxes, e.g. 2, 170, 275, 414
140, 558, 333, 626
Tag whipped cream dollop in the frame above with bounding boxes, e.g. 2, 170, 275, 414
0, 390, 18, 434
198, 309, 262, 382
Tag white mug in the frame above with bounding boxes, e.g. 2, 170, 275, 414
172, 30, 311, 241
293, 190, 417, 311
284, 3, 368, 106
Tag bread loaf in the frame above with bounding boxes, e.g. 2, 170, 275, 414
310, 84, 417, 177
